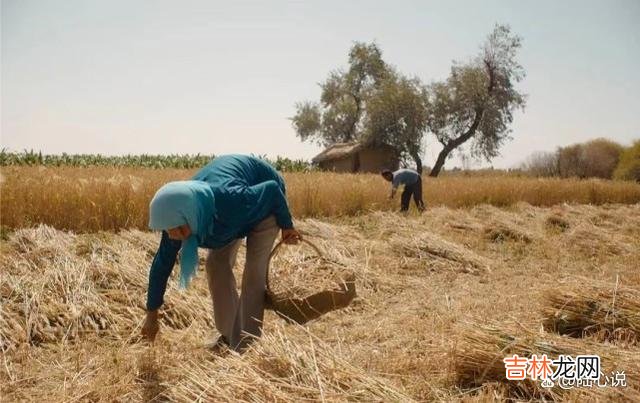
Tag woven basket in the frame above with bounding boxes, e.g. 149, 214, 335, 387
264, 237, 356, 324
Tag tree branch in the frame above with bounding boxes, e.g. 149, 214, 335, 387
429, 108, 484, 177
484, 59, 496, 94
450, 108, 484, 149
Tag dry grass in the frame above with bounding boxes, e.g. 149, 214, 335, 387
2, 166, 640, 231
1, 203, 639, 401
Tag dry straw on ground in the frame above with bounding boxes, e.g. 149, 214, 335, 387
0, 225, 214, 349
172, 327, 413, 402
0, 222, 406, 401
1, 204, 639, 401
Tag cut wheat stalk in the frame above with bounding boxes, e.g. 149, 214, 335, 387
452, 322, 640, 401
542, 280, 640, 346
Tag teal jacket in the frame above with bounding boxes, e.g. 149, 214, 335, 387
146, 155, 293, 310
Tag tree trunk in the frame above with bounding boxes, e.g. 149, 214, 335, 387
429, 146, 452, 177
429, 108, 484, 177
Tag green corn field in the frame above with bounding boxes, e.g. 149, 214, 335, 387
0, 149, 313, 172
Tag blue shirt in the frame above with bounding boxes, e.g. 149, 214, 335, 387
146, 155, 293, 310
392, 168, 420, 189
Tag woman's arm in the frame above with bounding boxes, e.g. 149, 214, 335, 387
146, 231, 181, 311
142, 231, 181, 341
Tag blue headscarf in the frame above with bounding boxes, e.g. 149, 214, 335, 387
148, 181, 216, 288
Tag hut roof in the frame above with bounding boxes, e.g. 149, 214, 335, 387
311, 142, 363, 163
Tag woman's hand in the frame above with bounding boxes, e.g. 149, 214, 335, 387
281, 228, 302, 244
141, 310, 160, 342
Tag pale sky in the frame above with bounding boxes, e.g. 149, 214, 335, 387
2, 0, 639, 168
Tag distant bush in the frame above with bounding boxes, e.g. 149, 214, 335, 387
520, 138, 629, 179
613, 140, 640, 181
520, 151, 559, 177
557, 138, 623, 179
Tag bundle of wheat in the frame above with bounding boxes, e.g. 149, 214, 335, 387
564, 222, 635, 257
389, 232, 491, 275
453, 324, 563, 400
266, 238, 357, 324
545, 214, 571, 231
452, 323, 640, 401
484, 224, 534, 243
542, 280, 640, 345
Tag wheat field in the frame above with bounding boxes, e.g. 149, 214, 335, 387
1, 195, 639, 401
1, 166, 639, 232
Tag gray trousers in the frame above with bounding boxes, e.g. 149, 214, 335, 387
205, 215, 279, 351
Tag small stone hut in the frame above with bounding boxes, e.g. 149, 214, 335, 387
312, 142, 399, 173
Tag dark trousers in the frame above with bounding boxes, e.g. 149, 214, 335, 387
400, 178, 425, 212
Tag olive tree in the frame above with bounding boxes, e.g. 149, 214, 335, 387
291, 42, 388, 146
291, 42, 428, 172
426, 24, 526, 177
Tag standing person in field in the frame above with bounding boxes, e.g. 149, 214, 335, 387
141, 154, 301, 353
381, 168, 425, 212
